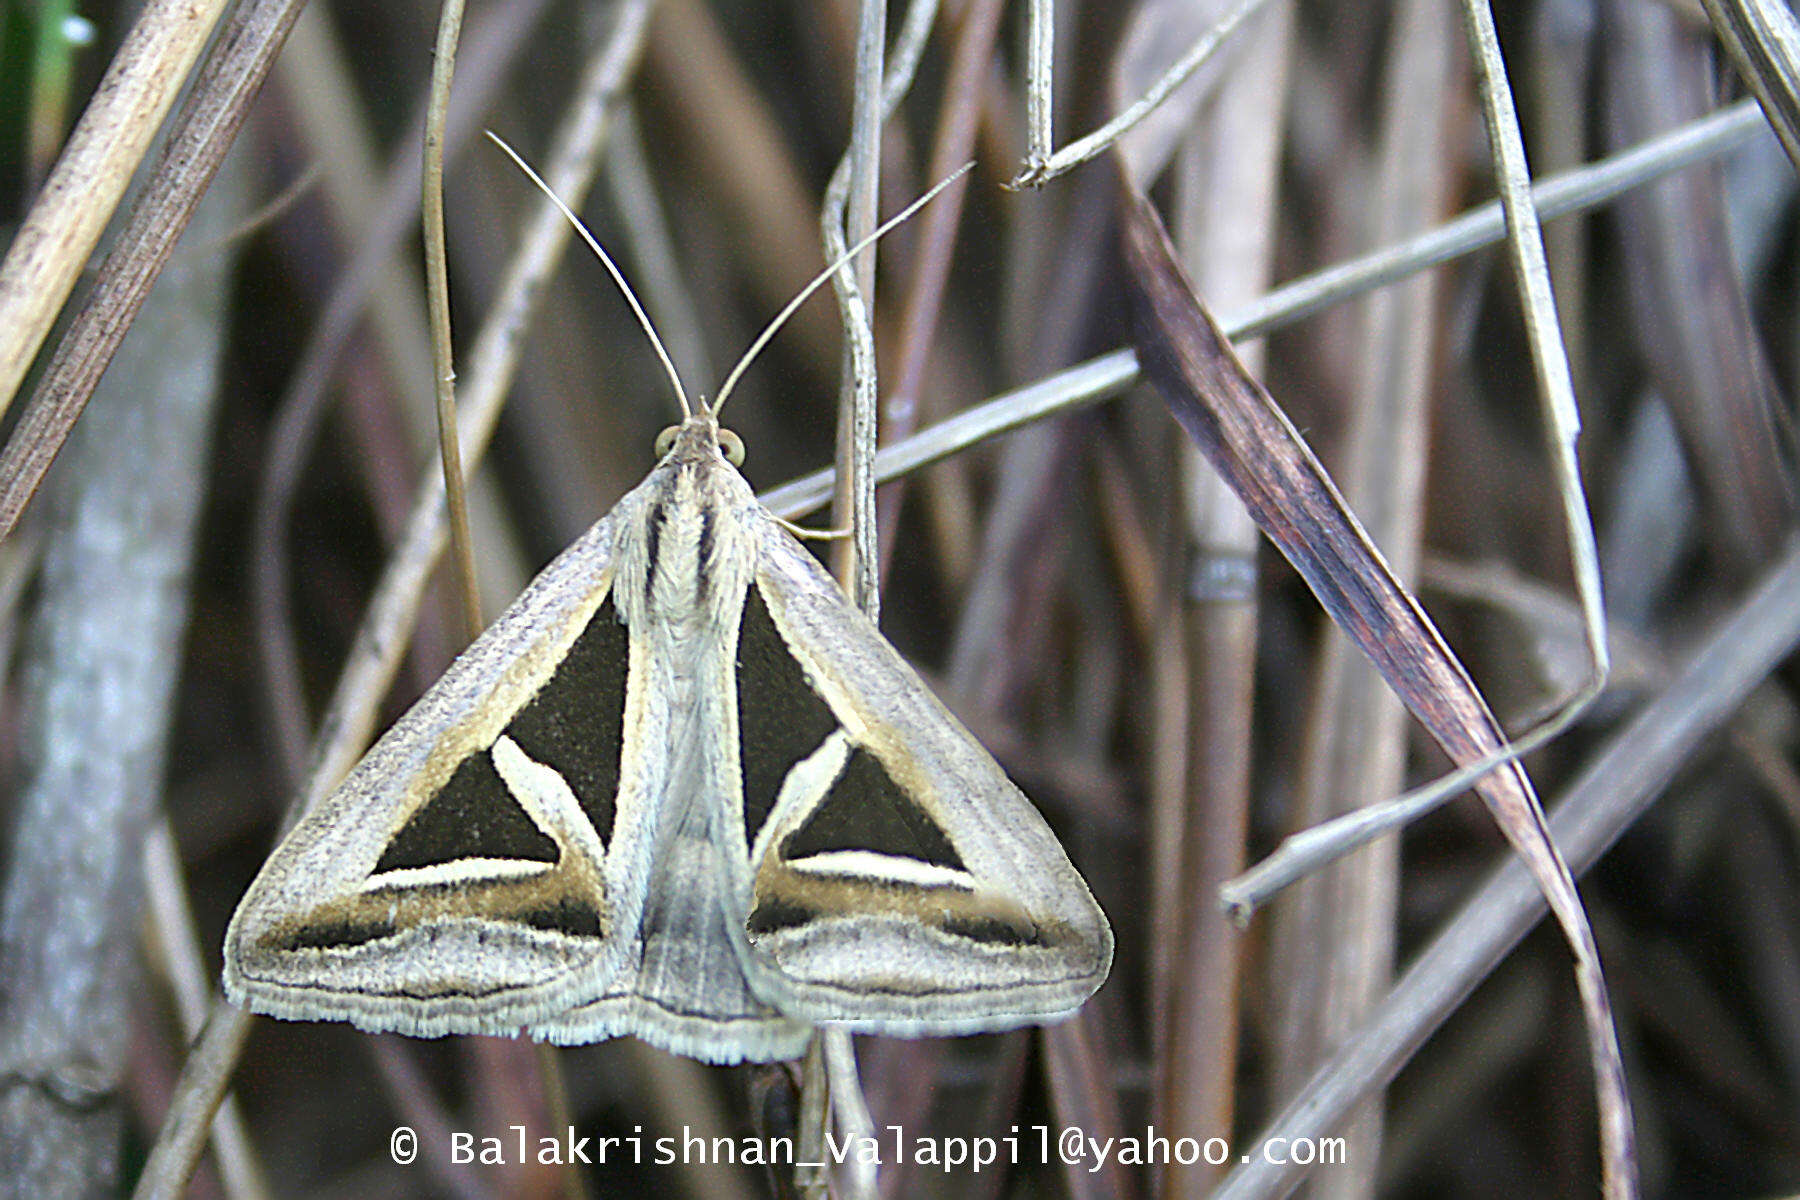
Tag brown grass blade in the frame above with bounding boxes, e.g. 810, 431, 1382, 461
1118, 181, 1636, 1198
0, 0, 307, 544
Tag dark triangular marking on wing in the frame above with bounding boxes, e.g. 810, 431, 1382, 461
373, 594, 625, 874
504, 593, 627, 845
783, 746, 964, 871
737, 583, 836, 848
376, 751, 557, 872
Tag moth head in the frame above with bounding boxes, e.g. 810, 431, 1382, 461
654, 414, 746, 467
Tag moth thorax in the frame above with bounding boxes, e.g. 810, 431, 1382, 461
633, 484, 746, 632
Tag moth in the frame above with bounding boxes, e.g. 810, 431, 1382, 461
223, 165, 1112, 1064
224, 406, 1113, 1062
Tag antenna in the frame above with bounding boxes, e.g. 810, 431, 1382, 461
491, 132, 972, 424
711, 162, 973, 417
485, 130, 693, 418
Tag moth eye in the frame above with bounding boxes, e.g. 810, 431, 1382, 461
654, 426, 680, 458
719, 428, 746, 467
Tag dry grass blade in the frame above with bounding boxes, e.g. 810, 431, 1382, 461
140, 821, 268, 1200
825, 0, 887, 617
1604, 0, 1794, 571
644, 0, 835, 362
1699, 0, 1800, 170
1110, 4, 1292, 1196
1457, 7, 1631, 1190
1215, 537, 1800, 1198
823, 1030, 877, 1200
1013, 0, 1272, 186
810, 0, 889, 1180
1042, 1013, 1128, 1200
1459, 0, 1608, 735
131, 1006, 254, 1200
0, 0, 304, 544
762, 90, 1767, 527
1231, 99, 1768, 339
421, 0, 483, 643
759, 350, 1140, 519
0, 0, 228, 421
1260, 4, 1450, 1194
1118, 186, 1632, 1197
